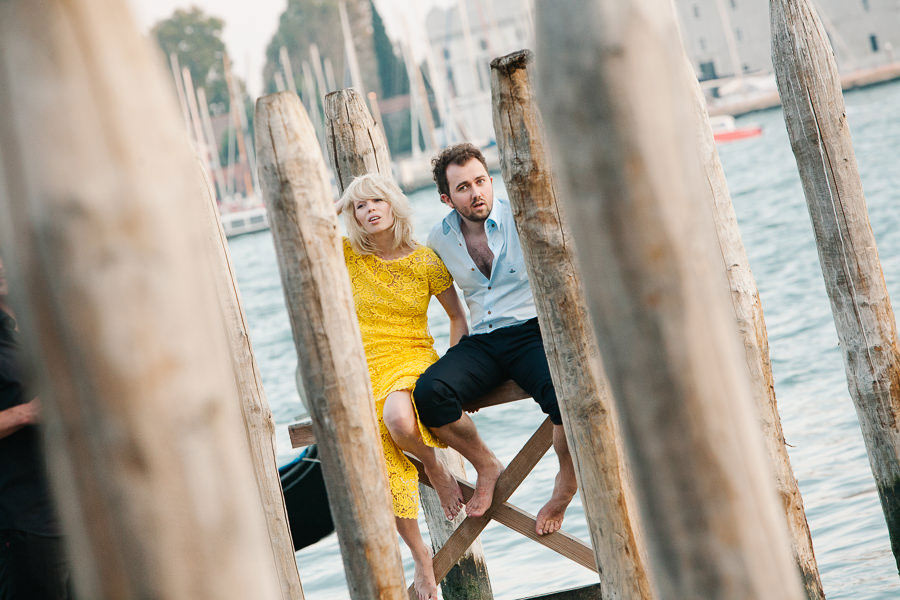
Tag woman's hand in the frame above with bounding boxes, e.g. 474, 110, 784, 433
334, 197, 344, 215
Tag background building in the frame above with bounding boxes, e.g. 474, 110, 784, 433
675, 0, 900, 81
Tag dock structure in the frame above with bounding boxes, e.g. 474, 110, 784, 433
195, 162, 305, 599
489, 50, 654, 599
0, 1, 283, 598
323, 87, 494, 600
772, 0, 900, 572
681, 45, 826, 600
254, 90, 407, 600
534, 0, 805, 598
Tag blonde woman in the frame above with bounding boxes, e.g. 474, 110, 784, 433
336, 173, 467, 600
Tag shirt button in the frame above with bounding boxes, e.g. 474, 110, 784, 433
471, 267, 475, 271
459, 243, 462, 246
488, 311, 492, 315
488, 286, 492, 290
488, 324, 493, 328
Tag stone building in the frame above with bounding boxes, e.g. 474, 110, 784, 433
674, 0, 900, 80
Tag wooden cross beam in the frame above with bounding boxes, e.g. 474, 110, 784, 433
287, 387, 599, 597
404, 419, 595, 598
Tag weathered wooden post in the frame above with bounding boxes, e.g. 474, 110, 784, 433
255, 90, 407, 600
0, 1, 282, 598
772, 0, 900, 572
196, 163, 305, 599
324, 87, 494, 600
534, 1, 806, 598
681, 52, 825, 599
490, 50, 653, 600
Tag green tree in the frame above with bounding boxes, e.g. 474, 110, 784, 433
371, 0, 409, 98
152, 7, 231, 114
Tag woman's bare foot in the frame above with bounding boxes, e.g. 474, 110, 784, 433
466, 457, 504, 518
536, 469, 577, 535
423, 461, 465, 520
413, 549, 439, 600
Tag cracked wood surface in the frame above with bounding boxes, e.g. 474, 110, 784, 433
490, 49, 651, 600
772, 0, 900, 574
0, 1, 282, 597
255, 91, 406, 600
534, 1, 805, 597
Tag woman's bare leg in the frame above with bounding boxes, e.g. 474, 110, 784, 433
383, 390, 464, 519
396, 517, 438, 600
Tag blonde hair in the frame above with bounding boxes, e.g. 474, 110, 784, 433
340, 173, 415, 255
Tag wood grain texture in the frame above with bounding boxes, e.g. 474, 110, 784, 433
255, 90, 406, 600
410, 456, 597, 573
491, 49, 650, 600
0, 1, 282, 598
534, 1, 805, 597
196, 163, 304, 599
518, 583, 603, 600
679, 44, 824, 599
324, 86, 493, 600
426, 419, 554, 587
771, 0, 900, 573
324, 88, 393, 192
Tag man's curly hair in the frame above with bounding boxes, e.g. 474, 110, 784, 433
431, 143, 489, 198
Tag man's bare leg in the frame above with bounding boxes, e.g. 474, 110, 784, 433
383, 391, 464, 519
395, 517, 438, 600
433, 413, 504, 517
536, 424, 578, 535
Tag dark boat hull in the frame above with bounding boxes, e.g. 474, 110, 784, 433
279, 445, 334, 551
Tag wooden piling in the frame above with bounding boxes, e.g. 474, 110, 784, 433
324, 87, 494, 600
534, 1, 805, 597
489, 50, 653, 600
0, 1, 282, 597
255, 90, 406, 600
196, 163, 305, 599
771, 0, 900, 572
681, 50, 825, 599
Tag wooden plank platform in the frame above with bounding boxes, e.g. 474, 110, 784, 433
517, 583, 603, 600
288, 379, 531, 448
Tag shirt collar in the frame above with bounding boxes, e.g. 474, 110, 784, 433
440, 197, 503, 235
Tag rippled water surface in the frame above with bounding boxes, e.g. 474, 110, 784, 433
228, 80, 900, 599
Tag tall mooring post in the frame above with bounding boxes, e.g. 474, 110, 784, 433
681, 50, 825, 600
772, 0, 900, 572
0, 1, 282, 598
534, 1, 806, 597
324, 87, 494, 600
196, 163, 305, 599
490, 50, 654, 600
255, 91, 407, 600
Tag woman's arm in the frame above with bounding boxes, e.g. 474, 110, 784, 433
435, 286, 468, 346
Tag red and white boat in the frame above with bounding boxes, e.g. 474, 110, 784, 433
710, 115, 763, 143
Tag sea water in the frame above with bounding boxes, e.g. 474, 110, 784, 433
226, 79, 900, 599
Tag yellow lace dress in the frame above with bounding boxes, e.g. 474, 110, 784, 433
343, 238, 452, 519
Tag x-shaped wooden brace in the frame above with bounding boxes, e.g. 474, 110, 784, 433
406, 417, 597, 598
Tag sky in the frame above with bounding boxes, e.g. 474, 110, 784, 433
127, 0, 454, 97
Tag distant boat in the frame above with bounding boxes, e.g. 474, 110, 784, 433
710, 114, 763, 143
221, 205, 269, 238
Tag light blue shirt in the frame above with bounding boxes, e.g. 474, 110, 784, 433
427, 197, 537, 335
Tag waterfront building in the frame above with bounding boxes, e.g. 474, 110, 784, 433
675, 0, 900, 80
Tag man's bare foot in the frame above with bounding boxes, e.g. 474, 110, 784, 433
466, 457, 504, 518
424, 461, 464, 520
413, 550, 438, 600
536, 471, 577, 535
